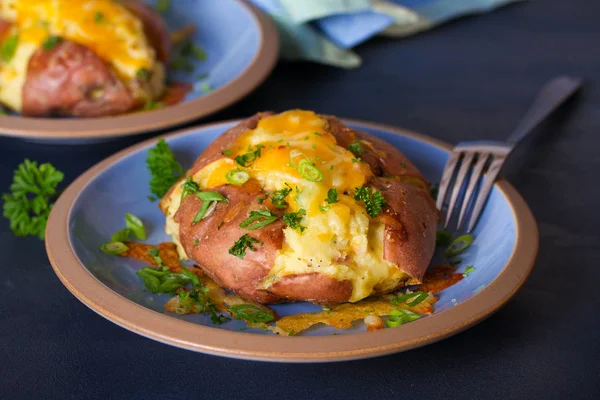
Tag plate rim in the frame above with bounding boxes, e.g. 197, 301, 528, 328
0, 0, 279, 141
45, 118, 539, 363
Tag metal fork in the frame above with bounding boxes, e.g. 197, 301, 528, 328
436, 75, 582, 232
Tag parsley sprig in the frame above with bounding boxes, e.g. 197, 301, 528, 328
283, 209, 307, 232
229, 234, 263, 259
235, 145, 264, 167
347, 140, 364, 157
354, 186, 386, 218
146, 139, 184, 201
2, 160, 64, 239
271, 184, 292, 209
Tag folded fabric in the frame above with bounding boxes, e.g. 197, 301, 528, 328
248, 0, 527, 68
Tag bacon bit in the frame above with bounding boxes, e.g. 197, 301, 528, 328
160, 82, 193, 106
364, 315, 385, 331
418, 265, 464, 294
120, 242, 182, 272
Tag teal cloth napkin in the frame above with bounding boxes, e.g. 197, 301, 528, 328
248, 0, 527, 68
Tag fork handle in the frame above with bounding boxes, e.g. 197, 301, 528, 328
506, 76, 582, 145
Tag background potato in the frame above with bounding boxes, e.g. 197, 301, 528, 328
162, 111, 439, 305
0, 0, 171, 117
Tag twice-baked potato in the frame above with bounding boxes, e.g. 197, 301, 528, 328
0, 0, 170, 117
160, 110, 439, 305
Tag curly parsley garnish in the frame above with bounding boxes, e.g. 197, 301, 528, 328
2, 159, 64, 239
235, 145, 264, 167
354, 186, 386, 218
146, 139, 184, 201
347, 140, 364, 157
271, 184, 292, 209
325, 188, 339, 204
229, 234, 263, 259
283, 209, 307, 232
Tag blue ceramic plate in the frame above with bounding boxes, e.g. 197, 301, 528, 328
46, 119, 538, 362
0, 0, 278, 142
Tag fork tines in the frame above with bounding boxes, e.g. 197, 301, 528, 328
436, 141, 512, 233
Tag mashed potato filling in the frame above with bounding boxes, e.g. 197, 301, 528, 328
165, 110, 409, 302
0, 0, 159, 110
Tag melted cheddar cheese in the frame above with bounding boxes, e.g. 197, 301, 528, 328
0, 0, 159, 111
164, 110, 409, 302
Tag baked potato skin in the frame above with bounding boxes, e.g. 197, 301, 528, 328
164, 112, 439, 305
175, 182, 284, 304
22, 41, 136, 117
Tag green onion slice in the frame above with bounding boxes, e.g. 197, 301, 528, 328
297, 159, 323, 182
288, 149, 311, 168
386, 309, 421, 328
192, 191, 228, 224
229, 304, 274, 323
444, 234, 474, 257
111, 228, 132, 242
226, 169, 250, 185
390, 291, 429, 307
239, 209, 277, 230
125, 213, 146, 240
100, 241, 128, 255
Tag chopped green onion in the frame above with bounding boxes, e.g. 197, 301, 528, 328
192, 191, 228, 223
226, 169, 249, 186
463, 266, 475, 277
222, 149, 232, 156
390, 291, 429, 307
298, 159, 323, 182
100, 241, 128, 255
180, 265, 200, 287
125, 213, 146, 240
239, 209, 277, 230
193, 238, 199, 247
385, 309, 421, 328
1, 34, 19, 62
229, 304, 274, 323
111, 228, 132, 242
444, 234, 474, 257
436, 230, 453, 246
288, 149, 311, 168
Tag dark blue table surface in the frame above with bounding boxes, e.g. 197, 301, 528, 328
1, 0, 599, 399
